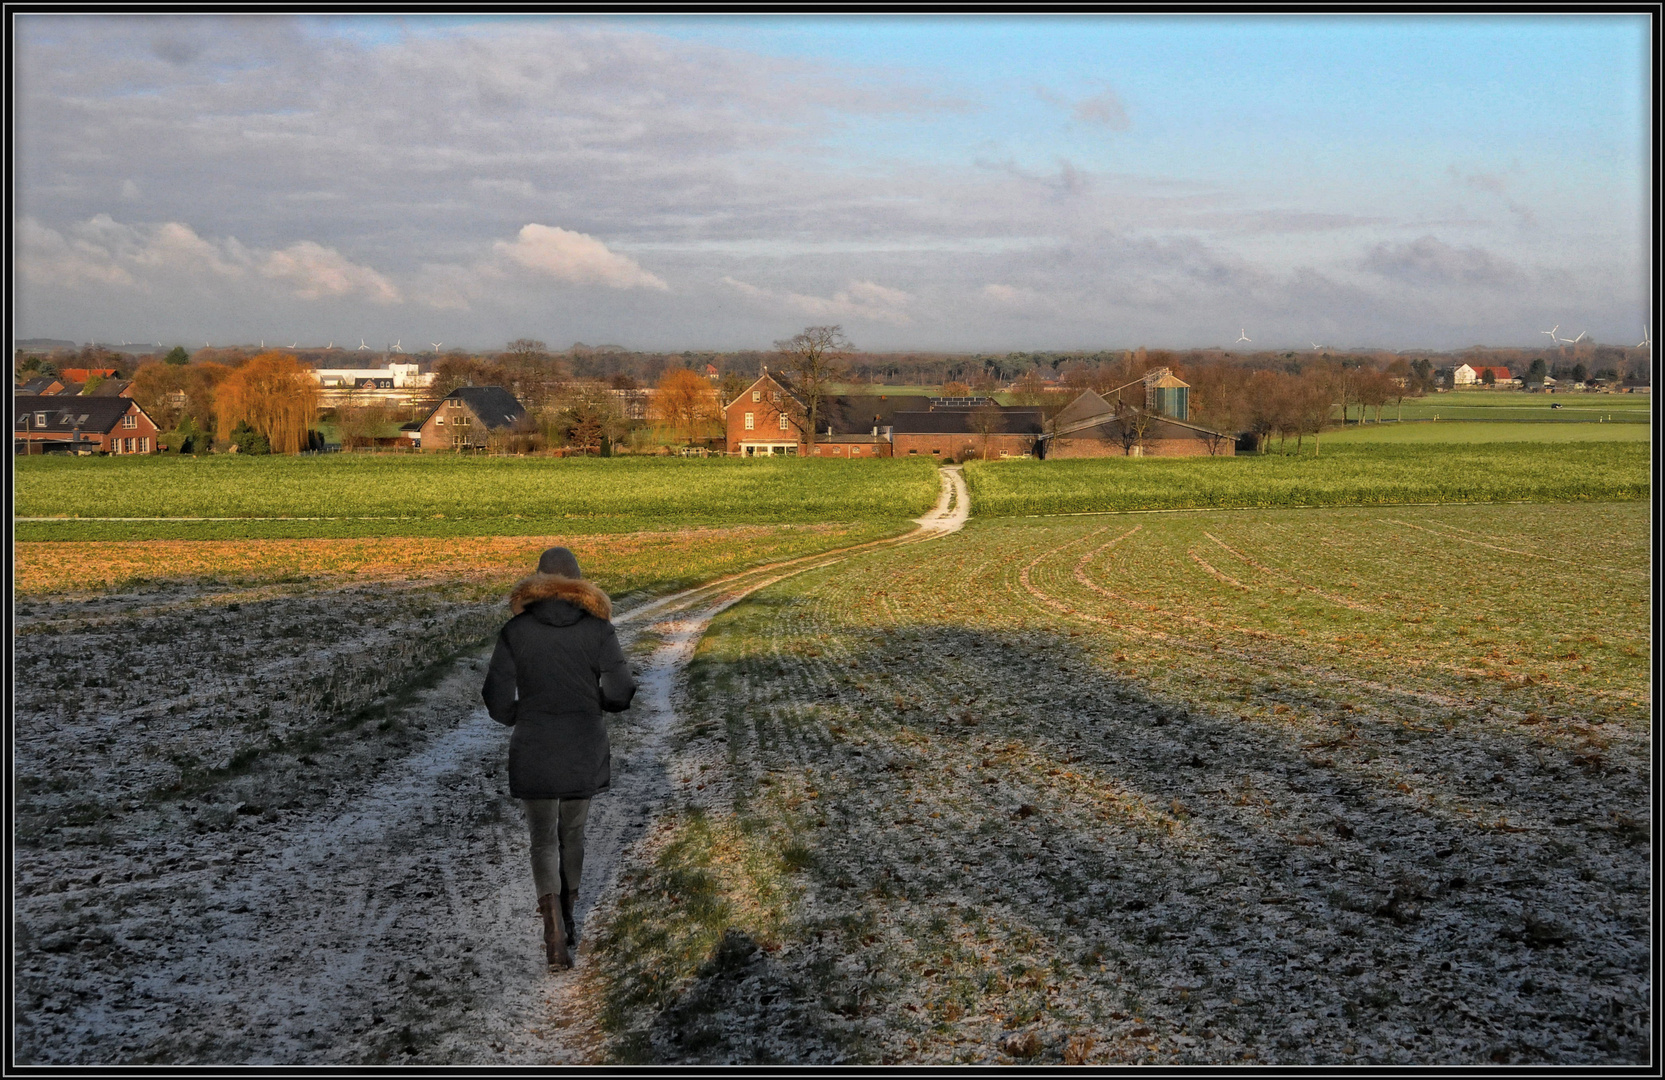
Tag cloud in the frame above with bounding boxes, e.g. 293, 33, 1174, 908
722, 276, 913, 324
494, 224, 668, 290
980, 283, 1049, 311
1072, 87, 1130, 130
262, 241, 401, 303
1360, 235, 1523, 288
16, 214, 247, 289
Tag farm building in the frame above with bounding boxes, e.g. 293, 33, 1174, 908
722, 370, 1045, 458
1038, 390, 1236, 457
415, 386, 527, 451
1453, 364, 1518, 387
14, 394, 162, 455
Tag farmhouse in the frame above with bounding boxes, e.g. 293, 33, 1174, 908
14, 394, 161, 455
1453, 364, 1517, 387
723, 370, 1047, 458
416, 385, 526, 451
1039, 389, 1236, 457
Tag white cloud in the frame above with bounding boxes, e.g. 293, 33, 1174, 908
261, 241, 402, 303
494, 224, 669, 290
980, 283, 1048, 310
16, 214, 247, 289
722, 276, 913, 324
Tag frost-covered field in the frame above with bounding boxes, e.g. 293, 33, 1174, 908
583, 501, 1651, 1065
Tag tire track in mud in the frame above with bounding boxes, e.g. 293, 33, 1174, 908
10, 470, 970, 1067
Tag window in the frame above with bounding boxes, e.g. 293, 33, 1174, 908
909, 449, 918, 454
752, 390, 761, 402
122, 414, 137, 429
435, 415, 445, 425
778, 414, 789, 430
124, 438, 134, 453
771, 391, 781, 403
932, 448, 941, 454
851, 446, 861, 455
744, 412, 754, 430
139, 437, 150, 453
35, 412, 47, 427
456, 414, 470, 426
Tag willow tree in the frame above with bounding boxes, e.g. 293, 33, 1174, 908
653, 366, 719, 444
215, 352, 318, 454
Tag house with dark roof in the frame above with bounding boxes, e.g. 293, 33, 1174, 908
14, 394, 161, 455
16, 376, 69, 395
415, 385, 527, 451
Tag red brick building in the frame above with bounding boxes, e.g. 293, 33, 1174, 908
13, 395, 161, 454
722, 371, 1047, 459
415, 385, 527, 451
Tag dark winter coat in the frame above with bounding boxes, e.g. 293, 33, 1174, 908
482, 574, 636, 800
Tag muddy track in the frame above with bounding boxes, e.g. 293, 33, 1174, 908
12, 468, 967, 1066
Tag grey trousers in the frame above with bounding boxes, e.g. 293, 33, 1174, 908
523, 798, 590, 904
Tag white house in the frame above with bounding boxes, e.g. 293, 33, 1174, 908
1452, 363, 1478, 386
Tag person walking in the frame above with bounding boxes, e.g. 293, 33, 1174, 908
483, 546, 636, 969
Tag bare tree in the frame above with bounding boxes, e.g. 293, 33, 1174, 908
969, 401, 1005, 458
774, 325, 850, 453
1113, 398, 1156, 455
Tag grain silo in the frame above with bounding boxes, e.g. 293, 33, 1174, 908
1145, 369, 1190, 421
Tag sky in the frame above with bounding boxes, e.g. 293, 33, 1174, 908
11, 14, 1654, 353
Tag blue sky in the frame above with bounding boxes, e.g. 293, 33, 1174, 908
13, 14, 1653, 351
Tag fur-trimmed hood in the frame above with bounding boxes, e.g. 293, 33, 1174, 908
508, 573, 612, 621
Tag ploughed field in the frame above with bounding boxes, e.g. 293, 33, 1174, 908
10, 459, 942, 1064
582, 501, 1650, 1064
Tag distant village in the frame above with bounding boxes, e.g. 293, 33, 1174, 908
12, 334, 1652, 458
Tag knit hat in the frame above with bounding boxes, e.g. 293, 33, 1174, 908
536, 546, 582, 579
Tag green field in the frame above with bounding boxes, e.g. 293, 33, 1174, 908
1365, 389, 1651, 423
1321, 421, 1651, 444
13, 456, 941, 541
587, 499, 1650, 1063
964, 443, 1649, 517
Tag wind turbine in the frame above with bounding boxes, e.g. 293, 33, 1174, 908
389, 340, 404, 353
1311, 341, 1325, 351
358, 339, 371, 351
1540, 325, 1560, 344
1236, 329, 1252, 344
290, 341, 298, 349
1639, 326, 1651, 349
1568, 331, 1587, 345
431, 342, 443, 353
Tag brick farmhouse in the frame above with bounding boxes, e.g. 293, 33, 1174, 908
722, 369, 1233, 459
14, 395, 162, 454
415, 385, 527, 451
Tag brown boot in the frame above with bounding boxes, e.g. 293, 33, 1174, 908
538, 892, 571, 969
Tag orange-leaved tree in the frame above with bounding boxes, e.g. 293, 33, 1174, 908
653, 366, 720, 444
215, 351, 319, 454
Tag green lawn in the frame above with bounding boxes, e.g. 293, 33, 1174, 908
13, 455, 941, 541
965, 443, 1649, 517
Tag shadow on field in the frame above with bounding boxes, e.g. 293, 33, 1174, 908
634, 618, 1650, 1065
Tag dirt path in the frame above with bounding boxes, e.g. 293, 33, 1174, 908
13, 469, 966, 1066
